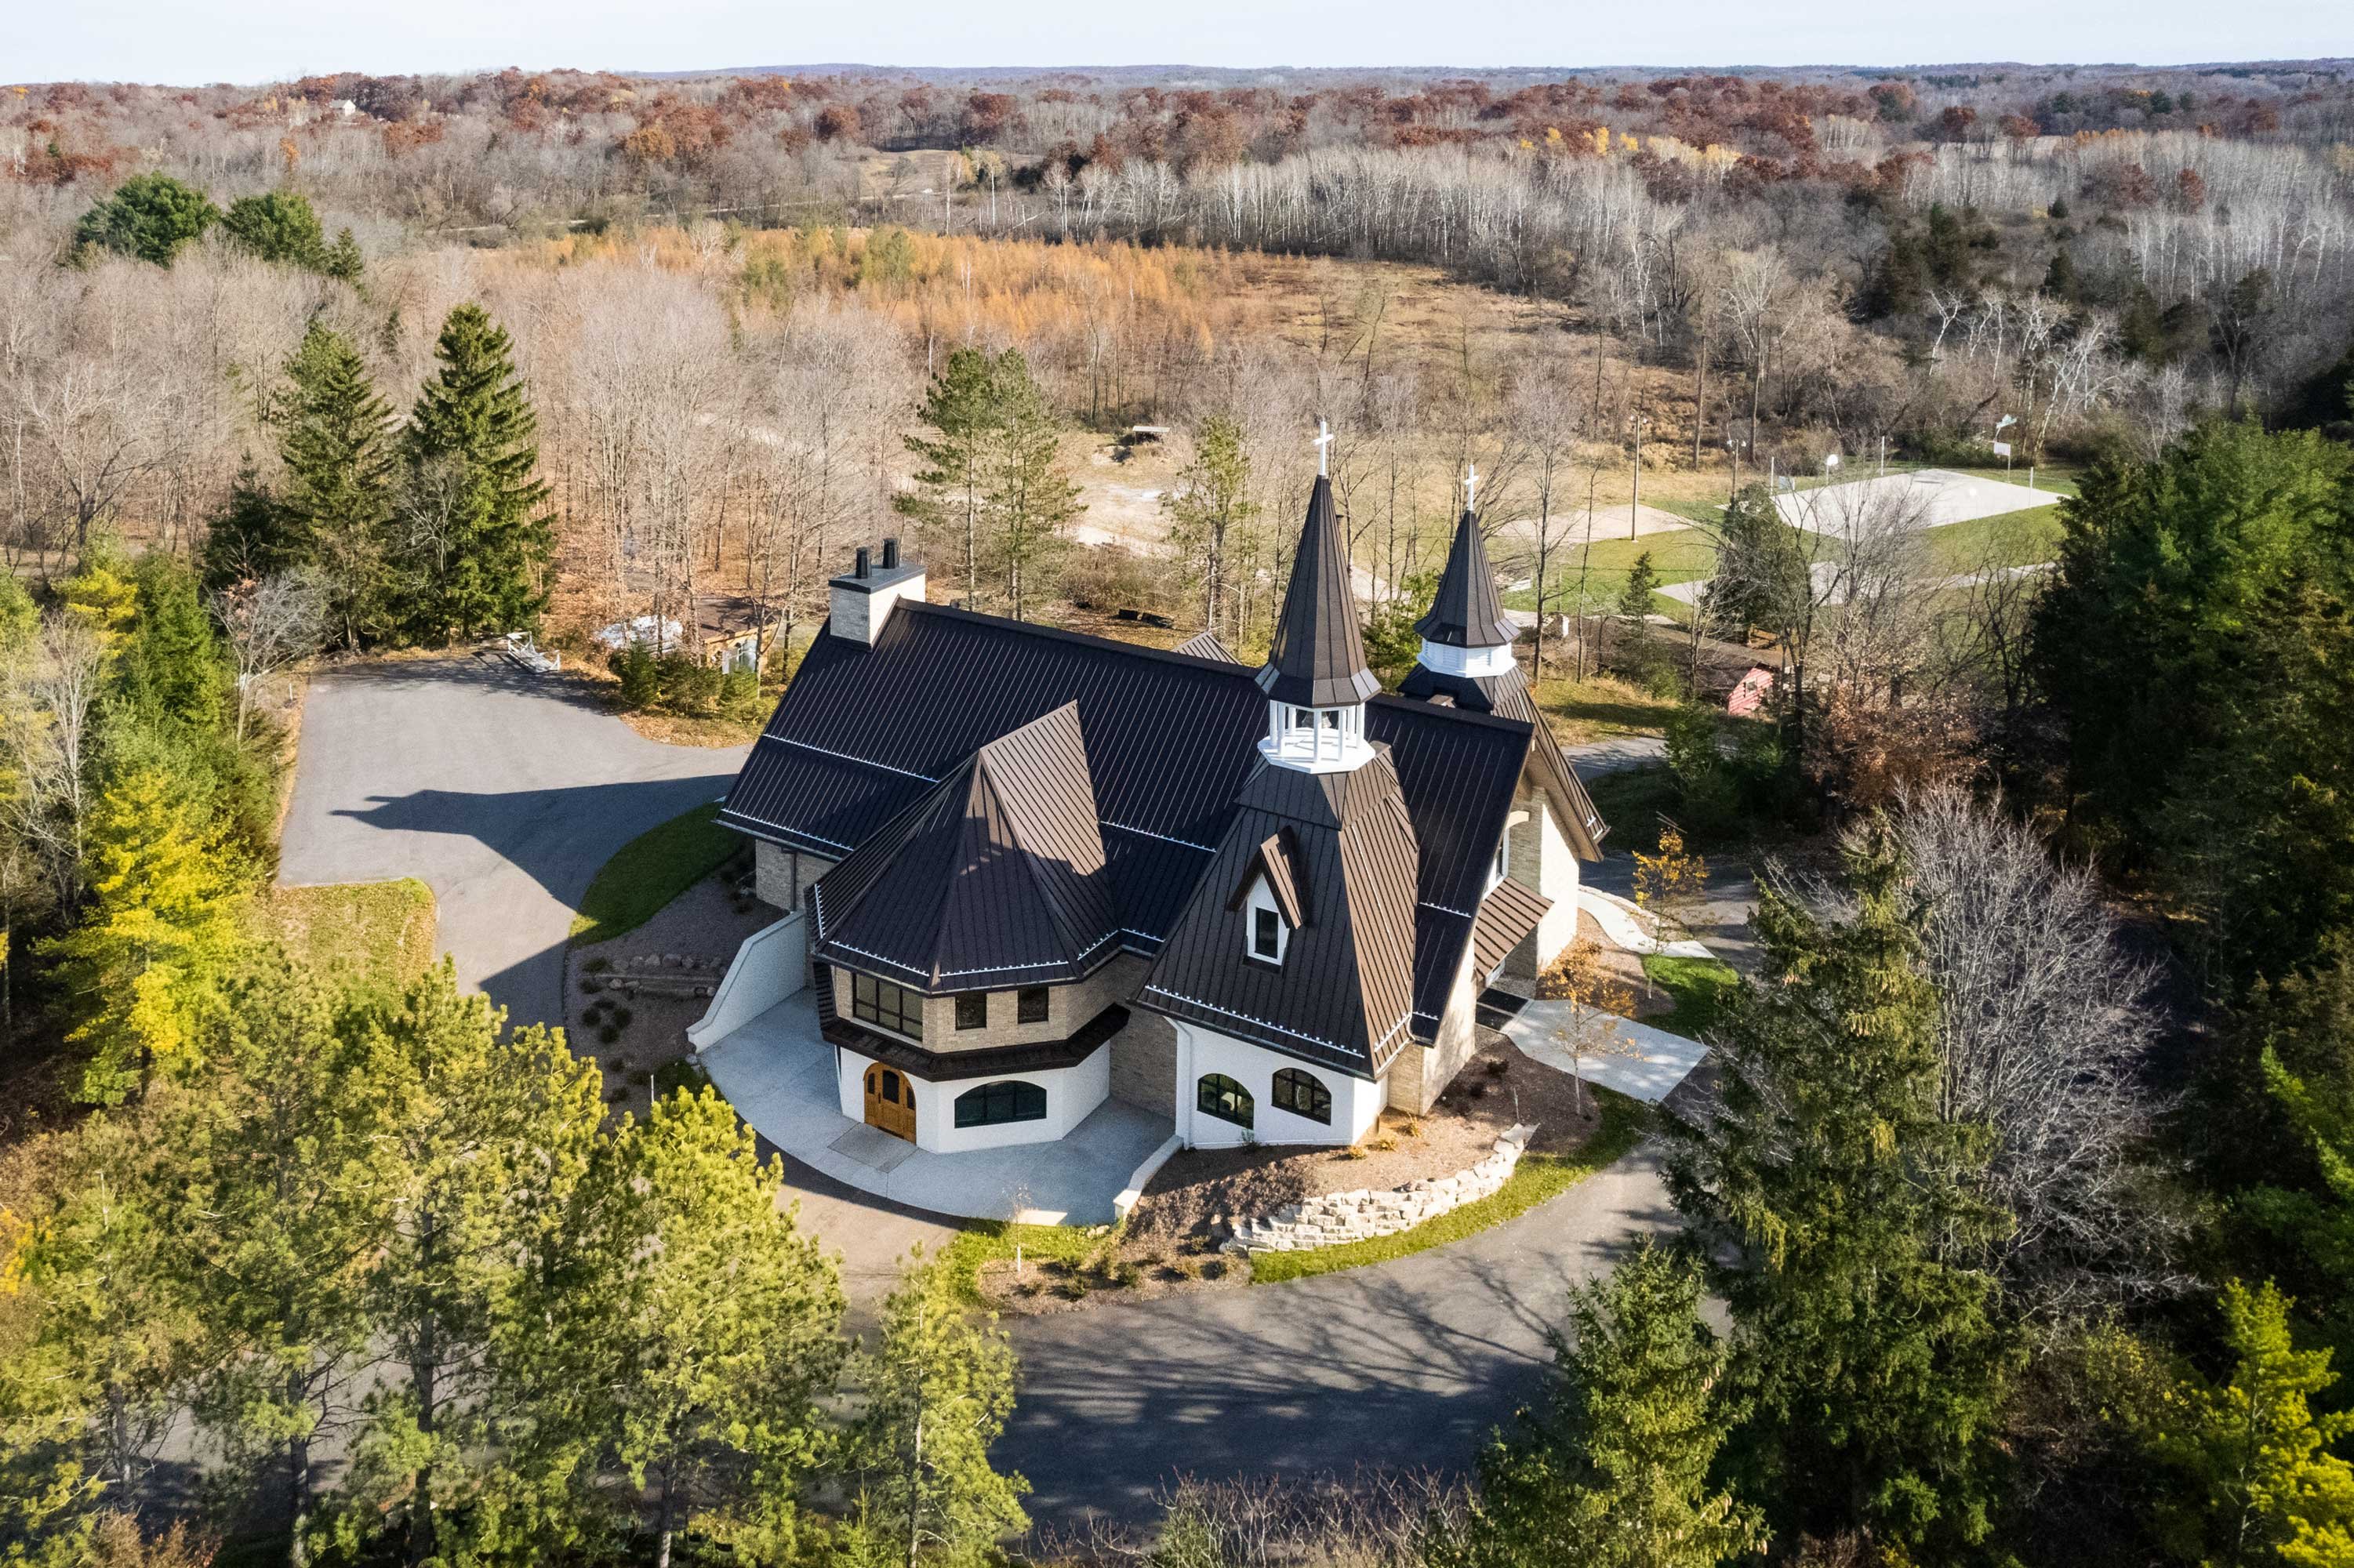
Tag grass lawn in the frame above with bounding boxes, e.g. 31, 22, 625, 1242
254, 879, 437, 995
940, 1218, 1109, 1307
1642, 954, 1740, 1040
1530, 673, 1685, 744
569, 802, 740, 946
1250, 1090, 1648, 1285
1917, 503, 2067, 575
1502, 527, 1718, 615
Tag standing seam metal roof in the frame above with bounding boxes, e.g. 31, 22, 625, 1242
1416, 507, 1517, 648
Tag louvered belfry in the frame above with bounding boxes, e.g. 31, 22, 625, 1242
1415, 506, 1517, 649
1256, 475, 1382, 709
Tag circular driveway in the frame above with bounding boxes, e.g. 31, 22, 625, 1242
276, 654, 747, 1030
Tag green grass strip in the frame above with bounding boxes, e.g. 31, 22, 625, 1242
569, 802, 738, 946
939, 1219, 1110, 1307
1641, 953, 1741, 1040
1248, 1091, 1650, 1285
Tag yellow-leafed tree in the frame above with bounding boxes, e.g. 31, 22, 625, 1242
42, 764, 245, 1103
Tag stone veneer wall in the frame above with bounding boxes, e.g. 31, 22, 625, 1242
1219, 1123, 1535, 1255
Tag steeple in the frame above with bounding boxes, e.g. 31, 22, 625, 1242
1256, 455, 1379, 774
1257, 473, 1379, 710
1411, 470, 1518, 679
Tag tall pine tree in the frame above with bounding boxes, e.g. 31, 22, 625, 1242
398, 304, 554, 642
275, 324, 395, 649
1666, 825, 2021, 1559
898, 347, 1002, 608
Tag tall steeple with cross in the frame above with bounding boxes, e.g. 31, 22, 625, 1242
1409, 459, 1516, 669
1254, 420, 1379, 774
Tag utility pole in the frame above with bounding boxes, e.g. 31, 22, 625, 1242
1629, 413, 1649, 541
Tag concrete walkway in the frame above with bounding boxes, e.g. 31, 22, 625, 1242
277, 653, 747, 1029
699, 993, 1172, 1225
1501, 1007, 1710, 1105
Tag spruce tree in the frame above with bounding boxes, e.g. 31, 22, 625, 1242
117, 555, 225, 735
276, 324, 395, 648
201, 461, 298, 594
397, 304, 554, 642
1429, 1240, 1765, 1568
1666, 825, 2021, 1558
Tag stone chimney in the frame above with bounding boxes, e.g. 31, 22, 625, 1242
828, 539, 925, 645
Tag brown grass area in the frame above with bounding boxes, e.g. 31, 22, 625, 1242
254, 879, 438, 995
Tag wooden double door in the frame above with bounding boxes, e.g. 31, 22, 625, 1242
863, 1064, 917, 1142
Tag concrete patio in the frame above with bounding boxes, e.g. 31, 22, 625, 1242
697, 992, 1173, 1225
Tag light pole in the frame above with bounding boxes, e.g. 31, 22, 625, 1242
1629, 413, 1650, 540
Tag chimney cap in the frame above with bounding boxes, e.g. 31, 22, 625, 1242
881, 537, 899, 569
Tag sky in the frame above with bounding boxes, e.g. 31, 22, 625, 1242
16, 0, 2346, 85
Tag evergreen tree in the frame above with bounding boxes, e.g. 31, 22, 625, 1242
274, 323, 396, 649
898, 347, 1003, 608
0, 1109, 203, 1536
60, 543, 140, 655
220, 192, 329, 270
396, 305, 554, 641
177, 963, 391, 1567
1163, 412, 1260, 641
200, 461, 298, 594
1429, 1240, 1765, 1568
843, 1252, 1028, 1568
322, 227, 364, 283
337, 963, 605, 1567
1666, 826, 2021, 1558
1618, 551, 1662, 624
574, 1088, 844, 1568
0, 569, 35, 653
1706, 484, 1807, 645
115, 555, 224, 735
71, 174, 219, 266
2139, 1281, 2354, 1566
980, 352, 1081, 622
42, 764, 245, 1105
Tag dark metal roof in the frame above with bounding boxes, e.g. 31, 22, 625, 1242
807, 704, 1122, 991
1473, 877, 1553, 978
1256, 476, 1381, 709
721, 598, 1551, 1070
1143, 754, 1422, 1079
1172, 630, 1241, 662
1415, 508, 1517, 649
1227, 829, 1309, 927
1397, 662, 1608, 859
823, 1004, 1129, 1081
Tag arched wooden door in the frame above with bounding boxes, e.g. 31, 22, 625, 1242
863, 1064, 917, 1142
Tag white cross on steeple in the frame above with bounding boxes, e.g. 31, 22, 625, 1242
1463, 460, 1479, 511
1313, 419, 1334, 477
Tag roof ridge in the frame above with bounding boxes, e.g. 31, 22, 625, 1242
899, 601, 1262, 679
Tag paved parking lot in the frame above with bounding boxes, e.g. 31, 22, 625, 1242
277, 654, 747, 1029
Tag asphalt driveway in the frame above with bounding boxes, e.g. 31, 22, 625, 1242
997, 1136, 1684, 1533
277, 654, 747, 1030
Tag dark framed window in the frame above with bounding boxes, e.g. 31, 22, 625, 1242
1197, 1073, 1254, 1129
852, 972, 923, 1040
1272, 1068, 1331, 1124
1016, 986, 1050, 1024
954, 1080, 1048, 1128
954, 992, 988, 1031
1251, 907, 1281, 961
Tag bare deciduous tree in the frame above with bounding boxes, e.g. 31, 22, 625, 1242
212, 570, 327, 741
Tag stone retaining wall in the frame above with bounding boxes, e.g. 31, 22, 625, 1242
1220, 1124, 1536, 1255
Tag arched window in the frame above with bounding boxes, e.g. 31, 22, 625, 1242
1197, 1073, 1254, 1129
954, 1080, 1047, 1128
1271, 1068, 1331, 1124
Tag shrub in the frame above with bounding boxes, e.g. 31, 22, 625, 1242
612, 1006, 634, 1029
609, 641, 661, 708
653, 1056, 711, 1099
584, 956, 612, 973
598, 1023, 621, 1044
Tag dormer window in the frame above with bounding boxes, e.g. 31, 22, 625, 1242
1244, 876, 1290, 965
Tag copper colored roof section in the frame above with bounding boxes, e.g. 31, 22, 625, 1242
1226, 829, 1310, 928
1416, 507, 1517, 649
1397, 659, 1608, 860
808, 703, 1121, 991
1256, 475, 1381, 709
1472, 876, 1553, 979
1172, 630, 1242, 662
1143, 753, 1421, 1079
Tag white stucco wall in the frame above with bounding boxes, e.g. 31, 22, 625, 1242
832, 1042, 1110, 1155
1173, 1022, 1385, 1149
